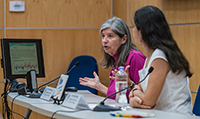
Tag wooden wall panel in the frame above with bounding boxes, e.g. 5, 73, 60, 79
170, 25, 200, 98
0, 29, 4, 82
0, 29, 4, 38
0, 29, 4, 118
5, 29, 110, 85
128, 0, 164, 26
0, 83, 5, 118
165, 0, 200, 24
113, 0, 127, 23
6, 0, 111, 27
0, 0, 3, 27
191, 93, 196, 106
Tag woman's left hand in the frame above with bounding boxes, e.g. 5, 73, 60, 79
109, 65, 133, 86
129, 96, 151, 109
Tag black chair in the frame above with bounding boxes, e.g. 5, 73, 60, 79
193, 85, 200, 116
65, 55, 98, 95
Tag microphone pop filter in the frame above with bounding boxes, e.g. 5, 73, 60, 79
75, 61, 80, 67
148, 67, 154, 73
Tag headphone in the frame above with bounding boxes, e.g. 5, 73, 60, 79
16, 83, 27, 95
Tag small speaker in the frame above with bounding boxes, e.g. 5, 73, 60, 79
26, 70, 38, 92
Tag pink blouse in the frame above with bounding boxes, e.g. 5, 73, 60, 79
107, 49, 146, 100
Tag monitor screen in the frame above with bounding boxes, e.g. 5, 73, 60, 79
1, 38, 45, 79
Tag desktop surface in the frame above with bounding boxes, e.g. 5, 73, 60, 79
7, 91, 200, 119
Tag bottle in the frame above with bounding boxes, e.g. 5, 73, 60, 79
115, 66, 128, 110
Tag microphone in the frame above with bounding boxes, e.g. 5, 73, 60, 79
37, 61, 80, 90
93, 67, 154, 112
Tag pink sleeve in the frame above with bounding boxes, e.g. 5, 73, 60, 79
128, 52, 145, 83
126, 51, 145, 101
107, 68, 117, 100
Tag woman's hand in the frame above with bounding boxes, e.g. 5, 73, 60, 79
129, 96, 151, 109
79, 72, 108, 95
109, 65, 133, 86
134, 85, 141, 90
129, 88, 137, 98
79, 72, 100, 89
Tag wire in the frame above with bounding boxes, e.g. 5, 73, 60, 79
51, 109, 91, 119
3, 89, 25, 119
2, 80, 11, 119
8, 110, 26, 119
2, 95, 6, 118
1, 80, 21, 119
11, 95, 20, 119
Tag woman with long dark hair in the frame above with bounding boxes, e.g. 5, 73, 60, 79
129, 6, 193, 115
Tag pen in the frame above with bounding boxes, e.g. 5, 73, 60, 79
110, 112, 143, 118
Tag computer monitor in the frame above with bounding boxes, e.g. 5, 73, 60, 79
1, 38, 45, 80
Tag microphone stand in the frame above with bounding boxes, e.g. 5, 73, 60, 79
37, 76, 60, 91
93, 67, 154, 112
37, 61, 80, 91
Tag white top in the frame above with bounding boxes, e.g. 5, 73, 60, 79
140, 49, 193, 115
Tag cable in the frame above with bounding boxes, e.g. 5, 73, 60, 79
2, 95, 5, 118
2, 81, 8, 113
1, 79, 20, 119
11, 95, 20, 119
8, 110, 26, 119
2, 80, 11, 119
51, 109, 90, 119
3, 89, 24, 119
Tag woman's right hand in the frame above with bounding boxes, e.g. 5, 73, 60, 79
79, 71, 100, 89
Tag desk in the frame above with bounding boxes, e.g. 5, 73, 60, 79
8, 91, 200, 119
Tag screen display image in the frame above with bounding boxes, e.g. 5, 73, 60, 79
9, 43, 39, 75
1, 39, 45, 79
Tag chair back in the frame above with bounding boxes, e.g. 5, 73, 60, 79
65, 55, 98, 95
193, 85, 200, 116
